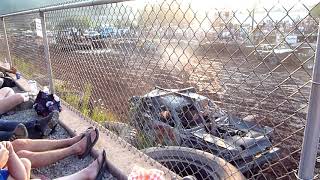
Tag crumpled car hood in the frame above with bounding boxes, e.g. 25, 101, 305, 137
190, 127, 273, 158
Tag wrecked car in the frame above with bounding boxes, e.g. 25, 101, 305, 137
128, 86, 280, 172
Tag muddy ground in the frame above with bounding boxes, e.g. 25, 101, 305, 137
4, 36, 316, 179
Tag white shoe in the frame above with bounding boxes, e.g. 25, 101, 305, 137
0, 78, 3, 87
18, 92, 30, 102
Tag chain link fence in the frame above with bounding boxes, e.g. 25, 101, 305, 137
3, 14, 50, 86
1, 0, 320, 179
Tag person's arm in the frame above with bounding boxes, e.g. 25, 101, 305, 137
0, 66, 17, 74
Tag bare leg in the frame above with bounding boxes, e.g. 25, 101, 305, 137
12, 136, 82, 152
5, 142, 29, 180
8, 158, 32, 180
20, 158, 31, 180
55, 152, 103, 180
0, 94, 24, 114
16, 130, 97, 168
16, 146, 76, 168
0, 87, 15, 98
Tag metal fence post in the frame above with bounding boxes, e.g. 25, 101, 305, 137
298, 25, 320, 179
39, 11, 55, 94
1, 17, 12, 67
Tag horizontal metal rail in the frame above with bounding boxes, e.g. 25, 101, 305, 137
0, 0, 131, 17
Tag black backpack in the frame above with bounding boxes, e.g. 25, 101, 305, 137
33, 91, 62, 117
0, 77, 16, 88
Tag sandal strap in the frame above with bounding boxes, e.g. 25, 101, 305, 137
78, 128, 99, 159
80, 127, 94, 139
95, 150, 107, 180
9, 134, 17, 141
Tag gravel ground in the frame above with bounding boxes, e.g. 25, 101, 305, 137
0, 109, 115, 180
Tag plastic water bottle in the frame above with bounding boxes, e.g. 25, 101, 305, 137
28, 80, 38, 95
16, 72, 21, 80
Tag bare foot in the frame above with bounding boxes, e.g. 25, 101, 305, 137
3, 141, 14, 154
68, 132, 85, 145
72, 129, 97, 156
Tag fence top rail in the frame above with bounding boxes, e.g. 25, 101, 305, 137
0, 0, 131, 18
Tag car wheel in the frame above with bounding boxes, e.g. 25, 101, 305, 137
143, 146, 245, 180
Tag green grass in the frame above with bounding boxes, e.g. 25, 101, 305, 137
64, 93, 81, 108
80, 83, 92, 117
13, 56, 34, 78
135, 132, 155, 149
54, 80, 81, 109
54, 81, 118, 123
55, 80, 150, 149
91, 106, 118, 123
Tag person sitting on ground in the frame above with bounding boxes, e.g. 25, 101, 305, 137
0, 65, 17, 88
0, 64, 29, 115
0, 127, 103, 180
0, 111, 59, 141
0, 65, 16, 74
0, 87, 29, 116
0, 86, 59, 141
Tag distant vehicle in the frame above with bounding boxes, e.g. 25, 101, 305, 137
296, 46, 315, 70
220, 31, 231, 40
84, 30, 100, 39
46, 31, 54, 37
205, 30, 217, 40
136, 39, 157, 52
116, 28, 130, 36
255, 44, 295, 65
22, 30, 35, 38
100, 27, 117, 38
55, 30, 75, 50
11, 32, 20, 38
56, 30, 73, 41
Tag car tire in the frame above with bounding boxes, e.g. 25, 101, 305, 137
143, 146, 245, 180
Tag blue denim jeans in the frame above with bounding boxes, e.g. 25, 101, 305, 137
0, 118, 42, 140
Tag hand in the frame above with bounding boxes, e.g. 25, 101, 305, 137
0, 143, 9, 169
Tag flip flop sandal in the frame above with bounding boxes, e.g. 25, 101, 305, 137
95, 150, 107, 180
80, 127, 94, 139
78, 128, 99, 159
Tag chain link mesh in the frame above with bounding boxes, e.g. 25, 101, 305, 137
3, 14, 50, 86
1, 0, 320, 179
